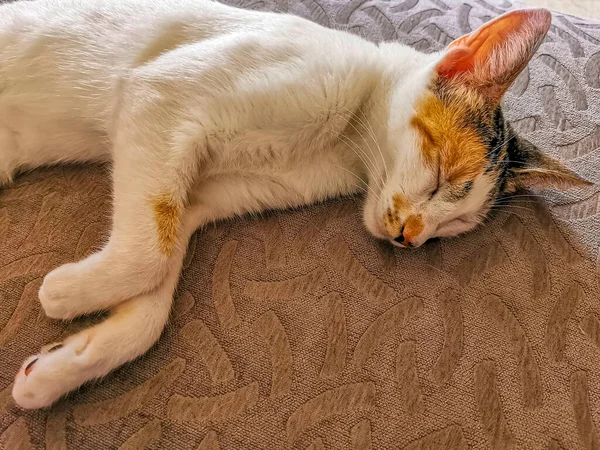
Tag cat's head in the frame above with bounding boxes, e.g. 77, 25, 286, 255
364, 8, 593, 248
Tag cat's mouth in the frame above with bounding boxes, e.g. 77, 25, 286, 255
367, 215, 432, 248
388, 228, 430, 248
389, 239, 420, 249
385, 216, 478, 248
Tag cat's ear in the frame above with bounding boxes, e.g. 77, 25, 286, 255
436, 8, 551, 101
506, 136, 593, 191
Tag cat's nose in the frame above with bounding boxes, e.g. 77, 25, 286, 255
394, 234, 415, 248
393, 215, 423, 247
393, 225, 415, 247
393, 225, 405, 242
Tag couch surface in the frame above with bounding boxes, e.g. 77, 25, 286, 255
1, 0, 599, 448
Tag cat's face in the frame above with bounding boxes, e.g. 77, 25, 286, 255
364, 8, 591, 248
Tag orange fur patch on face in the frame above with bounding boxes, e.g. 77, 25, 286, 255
152, 194, 181, 256
411, 86, 490, 185
392, 193, 409, 213
403, 214, 424, 241
383, 193, 417, 237
383, 207, 402, 237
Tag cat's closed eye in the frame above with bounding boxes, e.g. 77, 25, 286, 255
428, 165, 441, 198
428, 185, 439, 199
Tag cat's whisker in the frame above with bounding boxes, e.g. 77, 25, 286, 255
322, 108, 377, 166
485, 134, 517, 158
488, 204, 536, 213
495, 198, 537, 203
333, 134, 378, 183
498, 158, 574, 170
420, 262, 456, 282
494, 198, 538, 204
336, 110, 385, 190
326, 106, 386, 191
340, 105, 389, 183
498, 193, 539, 199
326, 129, 382, 190
362, 116, 389, 183
324, 162, 382, 201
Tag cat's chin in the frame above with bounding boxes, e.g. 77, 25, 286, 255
363, 215, 389, 241
388, 238, 426, 249
389, 239, 409, 249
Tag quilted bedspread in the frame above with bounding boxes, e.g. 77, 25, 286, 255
1, 0, 600, 448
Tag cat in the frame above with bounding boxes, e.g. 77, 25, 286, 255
1, 0, 591, 409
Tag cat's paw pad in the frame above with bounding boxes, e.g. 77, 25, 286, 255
39, 263, 90, 319
12, 336, 91, 409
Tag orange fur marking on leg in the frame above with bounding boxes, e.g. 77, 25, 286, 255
403, 214, 424, 242
411, 87, 489, 185
152, 194, 181, 256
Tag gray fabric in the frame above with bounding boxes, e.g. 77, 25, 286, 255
1, 0, 599, 448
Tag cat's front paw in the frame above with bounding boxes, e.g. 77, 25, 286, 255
12, 336, 91, 409
0, 153, 16, 187
39, 262, 95, 319
0, 169, 13, 187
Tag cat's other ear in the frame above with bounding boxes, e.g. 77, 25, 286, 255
436, 8, 551, 101
505, 135, 593, 192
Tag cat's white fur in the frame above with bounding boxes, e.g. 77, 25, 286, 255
0, 0, 515, 408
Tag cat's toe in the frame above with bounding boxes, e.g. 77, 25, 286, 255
39, 281, 73, 320
12, 355, 59, 409
0, 157, 16, 187
0, 169, 14, 187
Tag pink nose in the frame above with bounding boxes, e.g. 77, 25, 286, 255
395, 238, 414, 247
393, 214, 424, 247
393, 227, 414, 247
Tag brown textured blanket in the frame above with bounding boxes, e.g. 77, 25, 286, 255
1, 0, 599, 448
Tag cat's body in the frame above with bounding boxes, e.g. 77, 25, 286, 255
1, 0, 590, 409
1, 0, 383, 200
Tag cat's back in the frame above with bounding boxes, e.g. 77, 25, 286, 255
0, 0, 298, 165
0, 0, 316, 130
0, 0, 316, 70
0, 0, 369, 122
0, 0, 332, 111
0, 0, 268, 84
0, 0, 380, 168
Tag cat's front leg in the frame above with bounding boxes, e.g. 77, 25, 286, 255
38, 127, 201, 319
13, 258, 179, 409
13, 198, 213, 408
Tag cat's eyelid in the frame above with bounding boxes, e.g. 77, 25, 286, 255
447, 178, 473, 192
429, 165, 442, 198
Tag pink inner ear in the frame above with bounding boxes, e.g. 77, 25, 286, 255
436, 9, 551, 82
436, 46, 474, 80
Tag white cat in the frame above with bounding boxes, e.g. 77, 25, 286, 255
0, 0, 589, 409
